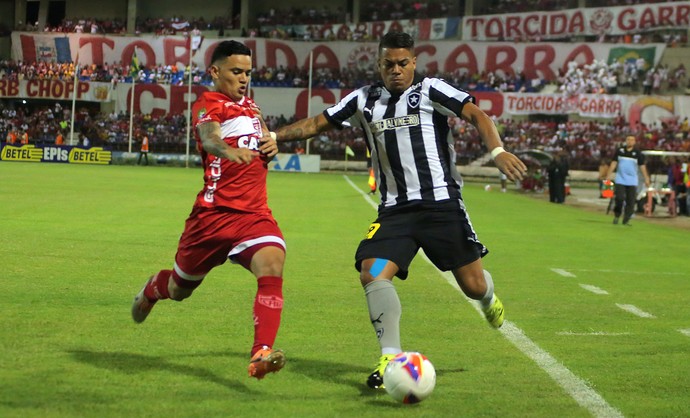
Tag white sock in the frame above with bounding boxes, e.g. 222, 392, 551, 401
364, 280, 402, 354
480, 269, 495, 309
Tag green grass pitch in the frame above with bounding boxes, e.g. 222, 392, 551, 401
1, 162, 688, 417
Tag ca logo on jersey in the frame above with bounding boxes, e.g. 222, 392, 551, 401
407, 92, 421, 108
238, 135, 261, 150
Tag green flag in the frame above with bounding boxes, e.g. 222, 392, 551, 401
607, 46, 656, 71
345, 145, 355, 157
130, 49, 140, 78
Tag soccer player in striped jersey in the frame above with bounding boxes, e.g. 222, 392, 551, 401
272, 31, 527, 388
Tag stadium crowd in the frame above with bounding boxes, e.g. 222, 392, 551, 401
3, 100, 689, 172
0, 59, 210, 85
483, 0, 687, 15
3, 1, 689, 176
2, 56, 688, 97
19, 1, 455, 35
18, 16, 232, 35
15, 0, 689, 45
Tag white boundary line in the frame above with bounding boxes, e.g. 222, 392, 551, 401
679, 329, 690, 337
551, 268, 577, 277
579, 284, 609, 295
557, 331, 630, 336
344, 175, 624, 418
615, 304, 656, 318
556, 268, 686, 276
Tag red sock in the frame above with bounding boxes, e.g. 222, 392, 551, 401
144, 269, 172, 301
252, 276, 284, 356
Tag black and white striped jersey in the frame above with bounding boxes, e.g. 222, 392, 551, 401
324, 73, 475, 211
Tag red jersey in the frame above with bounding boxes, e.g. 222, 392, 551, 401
191, 91, 270, 213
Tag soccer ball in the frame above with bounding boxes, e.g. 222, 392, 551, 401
383, 352, 436, 404
484, 184, 492, 191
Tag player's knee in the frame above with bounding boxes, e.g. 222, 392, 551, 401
253, 258, 284, 277
262, 258, 284, 276
359, 270, 376, 286
454, 271, 487, 299
250, 247, 285, 277
465, 278, 487, 299
359, 258, 396, 286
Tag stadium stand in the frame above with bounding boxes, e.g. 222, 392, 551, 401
2, 0, 689, 171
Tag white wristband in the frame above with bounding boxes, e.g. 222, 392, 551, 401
491, 147, 506, 159
269, 131, 277, 141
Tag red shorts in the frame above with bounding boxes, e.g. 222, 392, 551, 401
174, 206, 285, 280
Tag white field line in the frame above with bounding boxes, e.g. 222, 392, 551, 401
344, 175, 624, 418
579, 284, 609, 295
557, 331, 630, 336
615, 304, 656, 318
551, 268, 576, 277
558, 268, 685, 276
678, 329, 690, 337
344, 175, 378, 209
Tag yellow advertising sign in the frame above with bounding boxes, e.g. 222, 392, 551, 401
0, 144, 43, 162
68, 147, 112, 164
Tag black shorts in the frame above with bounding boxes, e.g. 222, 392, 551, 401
354, 200, 488, 279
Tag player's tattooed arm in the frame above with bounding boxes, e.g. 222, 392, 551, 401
274, 113, 334, 142
197, 121, 255, 164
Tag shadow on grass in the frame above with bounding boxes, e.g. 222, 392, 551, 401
68, 349, 252, 393
269, 353, 466, 404
69, 349, 465, 404
175, 350, 397, 401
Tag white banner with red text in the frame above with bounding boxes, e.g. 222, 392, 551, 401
0, 78, 113, 102
11, 33, 665, 81
463, 1, 690, 41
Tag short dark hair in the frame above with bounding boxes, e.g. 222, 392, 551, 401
378, 32, 414, 55
210, 40, 251, 65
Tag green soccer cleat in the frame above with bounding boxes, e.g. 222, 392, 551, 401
366, 354, 396, 389
483, 295, 505, 328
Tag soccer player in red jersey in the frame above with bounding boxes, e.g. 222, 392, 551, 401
131, 40, 286, 380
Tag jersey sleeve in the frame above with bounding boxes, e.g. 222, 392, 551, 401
427, 78, 475, 118
324, 88, 364, 129
192, 95, 223, 129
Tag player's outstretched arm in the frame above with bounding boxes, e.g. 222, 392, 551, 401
274, 113, 334, 142
461, 102, 527, 182
198, 121, 256, 164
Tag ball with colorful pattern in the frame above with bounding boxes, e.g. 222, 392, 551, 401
383, 352, 436, 404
